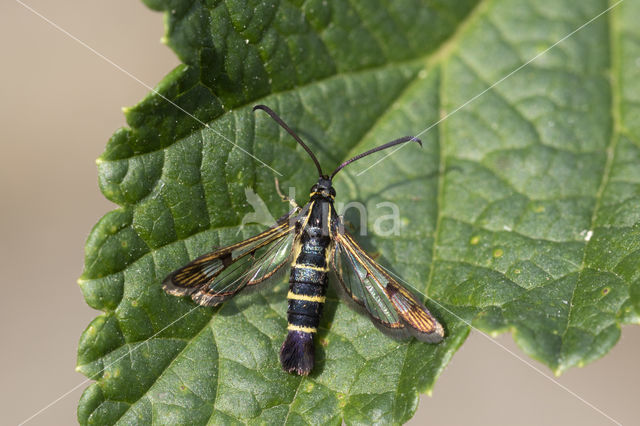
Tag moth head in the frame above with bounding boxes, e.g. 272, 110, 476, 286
310, 177, 336, 199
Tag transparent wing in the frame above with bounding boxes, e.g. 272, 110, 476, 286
331, 222, 444, 342
163, 208, 299, 306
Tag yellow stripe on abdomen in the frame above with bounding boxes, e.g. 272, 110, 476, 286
287, 324, 317, 333
287, 291, 326, 303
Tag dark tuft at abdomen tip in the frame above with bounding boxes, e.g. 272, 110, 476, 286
280, 330, 315, 375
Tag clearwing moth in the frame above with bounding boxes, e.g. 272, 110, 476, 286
163, 105, 444, 375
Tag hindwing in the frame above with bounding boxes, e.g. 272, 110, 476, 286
330, 217, 444, 342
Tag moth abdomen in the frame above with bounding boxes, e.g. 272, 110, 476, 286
287, 263, 329, 328
280, 252, 329, 375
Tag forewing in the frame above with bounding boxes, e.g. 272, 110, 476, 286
190, 230, 295, 306
331, 226, 443, 342
163, 208, 299, 306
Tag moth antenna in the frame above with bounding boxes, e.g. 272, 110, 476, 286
330, 136, 422, 179
253, 105, 324, 177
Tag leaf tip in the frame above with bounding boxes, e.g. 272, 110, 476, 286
75, 363, 93, 377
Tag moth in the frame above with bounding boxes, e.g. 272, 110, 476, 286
163, 105, 444, 375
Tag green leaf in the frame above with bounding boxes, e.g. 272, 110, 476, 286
77, 0, 640, 424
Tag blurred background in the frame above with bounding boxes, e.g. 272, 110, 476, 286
1, 1, 637, 425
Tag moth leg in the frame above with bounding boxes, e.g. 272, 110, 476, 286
275, 177, 299, 209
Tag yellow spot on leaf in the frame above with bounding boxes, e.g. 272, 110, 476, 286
493, 248, 504, 258
337, 393, 347, 408
470, 236, 480, 245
